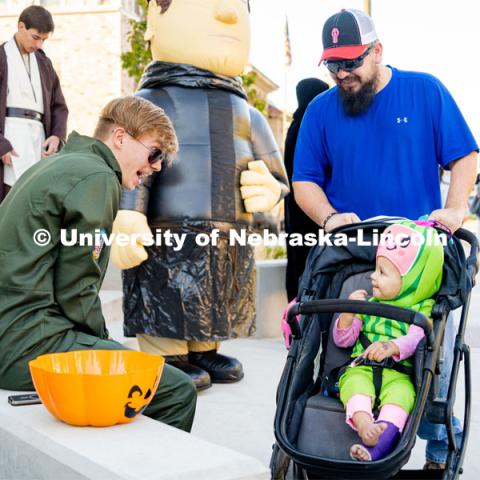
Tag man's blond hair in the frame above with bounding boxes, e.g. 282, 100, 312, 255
94, 96, 178, 165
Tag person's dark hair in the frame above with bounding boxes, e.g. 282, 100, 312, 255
295, 78, 329, 116
18, 5, 55, 33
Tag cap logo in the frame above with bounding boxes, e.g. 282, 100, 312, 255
331, 27, 340, 44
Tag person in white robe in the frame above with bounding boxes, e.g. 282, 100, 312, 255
0, 5, 68, 200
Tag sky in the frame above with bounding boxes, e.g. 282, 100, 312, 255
249, 0, 480, 141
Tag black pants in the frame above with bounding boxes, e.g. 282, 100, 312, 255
0, 183, 11, 203
284, 194, 318, 301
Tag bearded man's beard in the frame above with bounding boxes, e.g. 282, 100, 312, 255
339, 75, 378, 115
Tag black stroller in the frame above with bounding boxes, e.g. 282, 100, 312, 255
271, 220, 478, 479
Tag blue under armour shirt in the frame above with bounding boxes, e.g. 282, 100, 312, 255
293, 67, 478, 220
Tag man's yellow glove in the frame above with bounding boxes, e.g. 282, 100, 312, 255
240, 160, 281, 212
110, 210, 151, 270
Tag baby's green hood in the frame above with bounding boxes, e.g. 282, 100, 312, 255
376, 220, 444, 309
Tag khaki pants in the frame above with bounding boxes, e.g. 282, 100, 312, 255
137, 335, 220, 356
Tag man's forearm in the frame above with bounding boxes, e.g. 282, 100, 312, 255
445, 151, 478, 209
292, 181, 336, 226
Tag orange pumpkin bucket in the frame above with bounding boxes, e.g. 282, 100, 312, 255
29, 350, 164, 427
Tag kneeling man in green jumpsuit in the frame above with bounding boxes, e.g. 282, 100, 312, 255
0, 96, 196, 432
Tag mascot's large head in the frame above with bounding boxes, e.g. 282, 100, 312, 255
145, 0, 251, 76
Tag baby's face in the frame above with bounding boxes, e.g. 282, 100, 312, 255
370, 256, 402, 300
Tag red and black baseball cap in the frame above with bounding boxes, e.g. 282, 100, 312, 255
320, 9, 378, 62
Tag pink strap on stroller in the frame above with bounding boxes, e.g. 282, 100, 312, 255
281, 299, 299, 349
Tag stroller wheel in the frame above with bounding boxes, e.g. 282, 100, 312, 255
270, 442, 291, 480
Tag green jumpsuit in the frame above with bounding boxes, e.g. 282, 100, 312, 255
339, 220, 444, 414
0, 132, 196, 431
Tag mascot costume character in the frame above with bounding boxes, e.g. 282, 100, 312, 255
111, 0, 289, 391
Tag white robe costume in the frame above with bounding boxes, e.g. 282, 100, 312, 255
3, 37, 45, 186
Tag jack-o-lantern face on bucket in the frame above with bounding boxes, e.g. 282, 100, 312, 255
124, 377, 158, 418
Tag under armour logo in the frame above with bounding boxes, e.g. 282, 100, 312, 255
396, 117, 409, 124
331, 28, 340, 44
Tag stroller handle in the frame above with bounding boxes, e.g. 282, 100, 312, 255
287, 299, 434, 347
455, 227, 479, 281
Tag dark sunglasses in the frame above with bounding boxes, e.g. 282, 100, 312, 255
145, 147, 167, 165
126, 131, 167, 165
324, 46, 373, 74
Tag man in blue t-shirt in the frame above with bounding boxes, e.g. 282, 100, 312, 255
293, 9, 477, 235
293, 8, 478, 470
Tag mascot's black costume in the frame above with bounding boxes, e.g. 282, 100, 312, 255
112, 0, 288, 390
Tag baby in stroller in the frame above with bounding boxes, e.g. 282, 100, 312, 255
334, 221, 444, 462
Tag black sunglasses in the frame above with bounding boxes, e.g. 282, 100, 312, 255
324, 46, 373, 74
126, 131, 167, 165
146, 148, 167, 165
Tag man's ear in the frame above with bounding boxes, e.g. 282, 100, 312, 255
111, 127, 126, 149
373, 42, 383, 64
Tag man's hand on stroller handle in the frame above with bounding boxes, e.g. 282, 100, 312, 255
324, 212, 361, 232
429, 207, 465, 233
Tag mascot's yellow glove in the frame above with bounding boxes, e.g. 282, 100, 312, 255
240, 160, 281, 213
110, 210, 151, 270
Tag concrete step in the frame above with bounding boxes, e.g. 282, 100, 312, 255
0, 391, 268, 480
255, 260, 288, 338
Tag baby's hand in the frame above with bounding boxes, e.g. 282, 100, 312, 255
363, 341, 400, 362
348, 290, 368, 301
